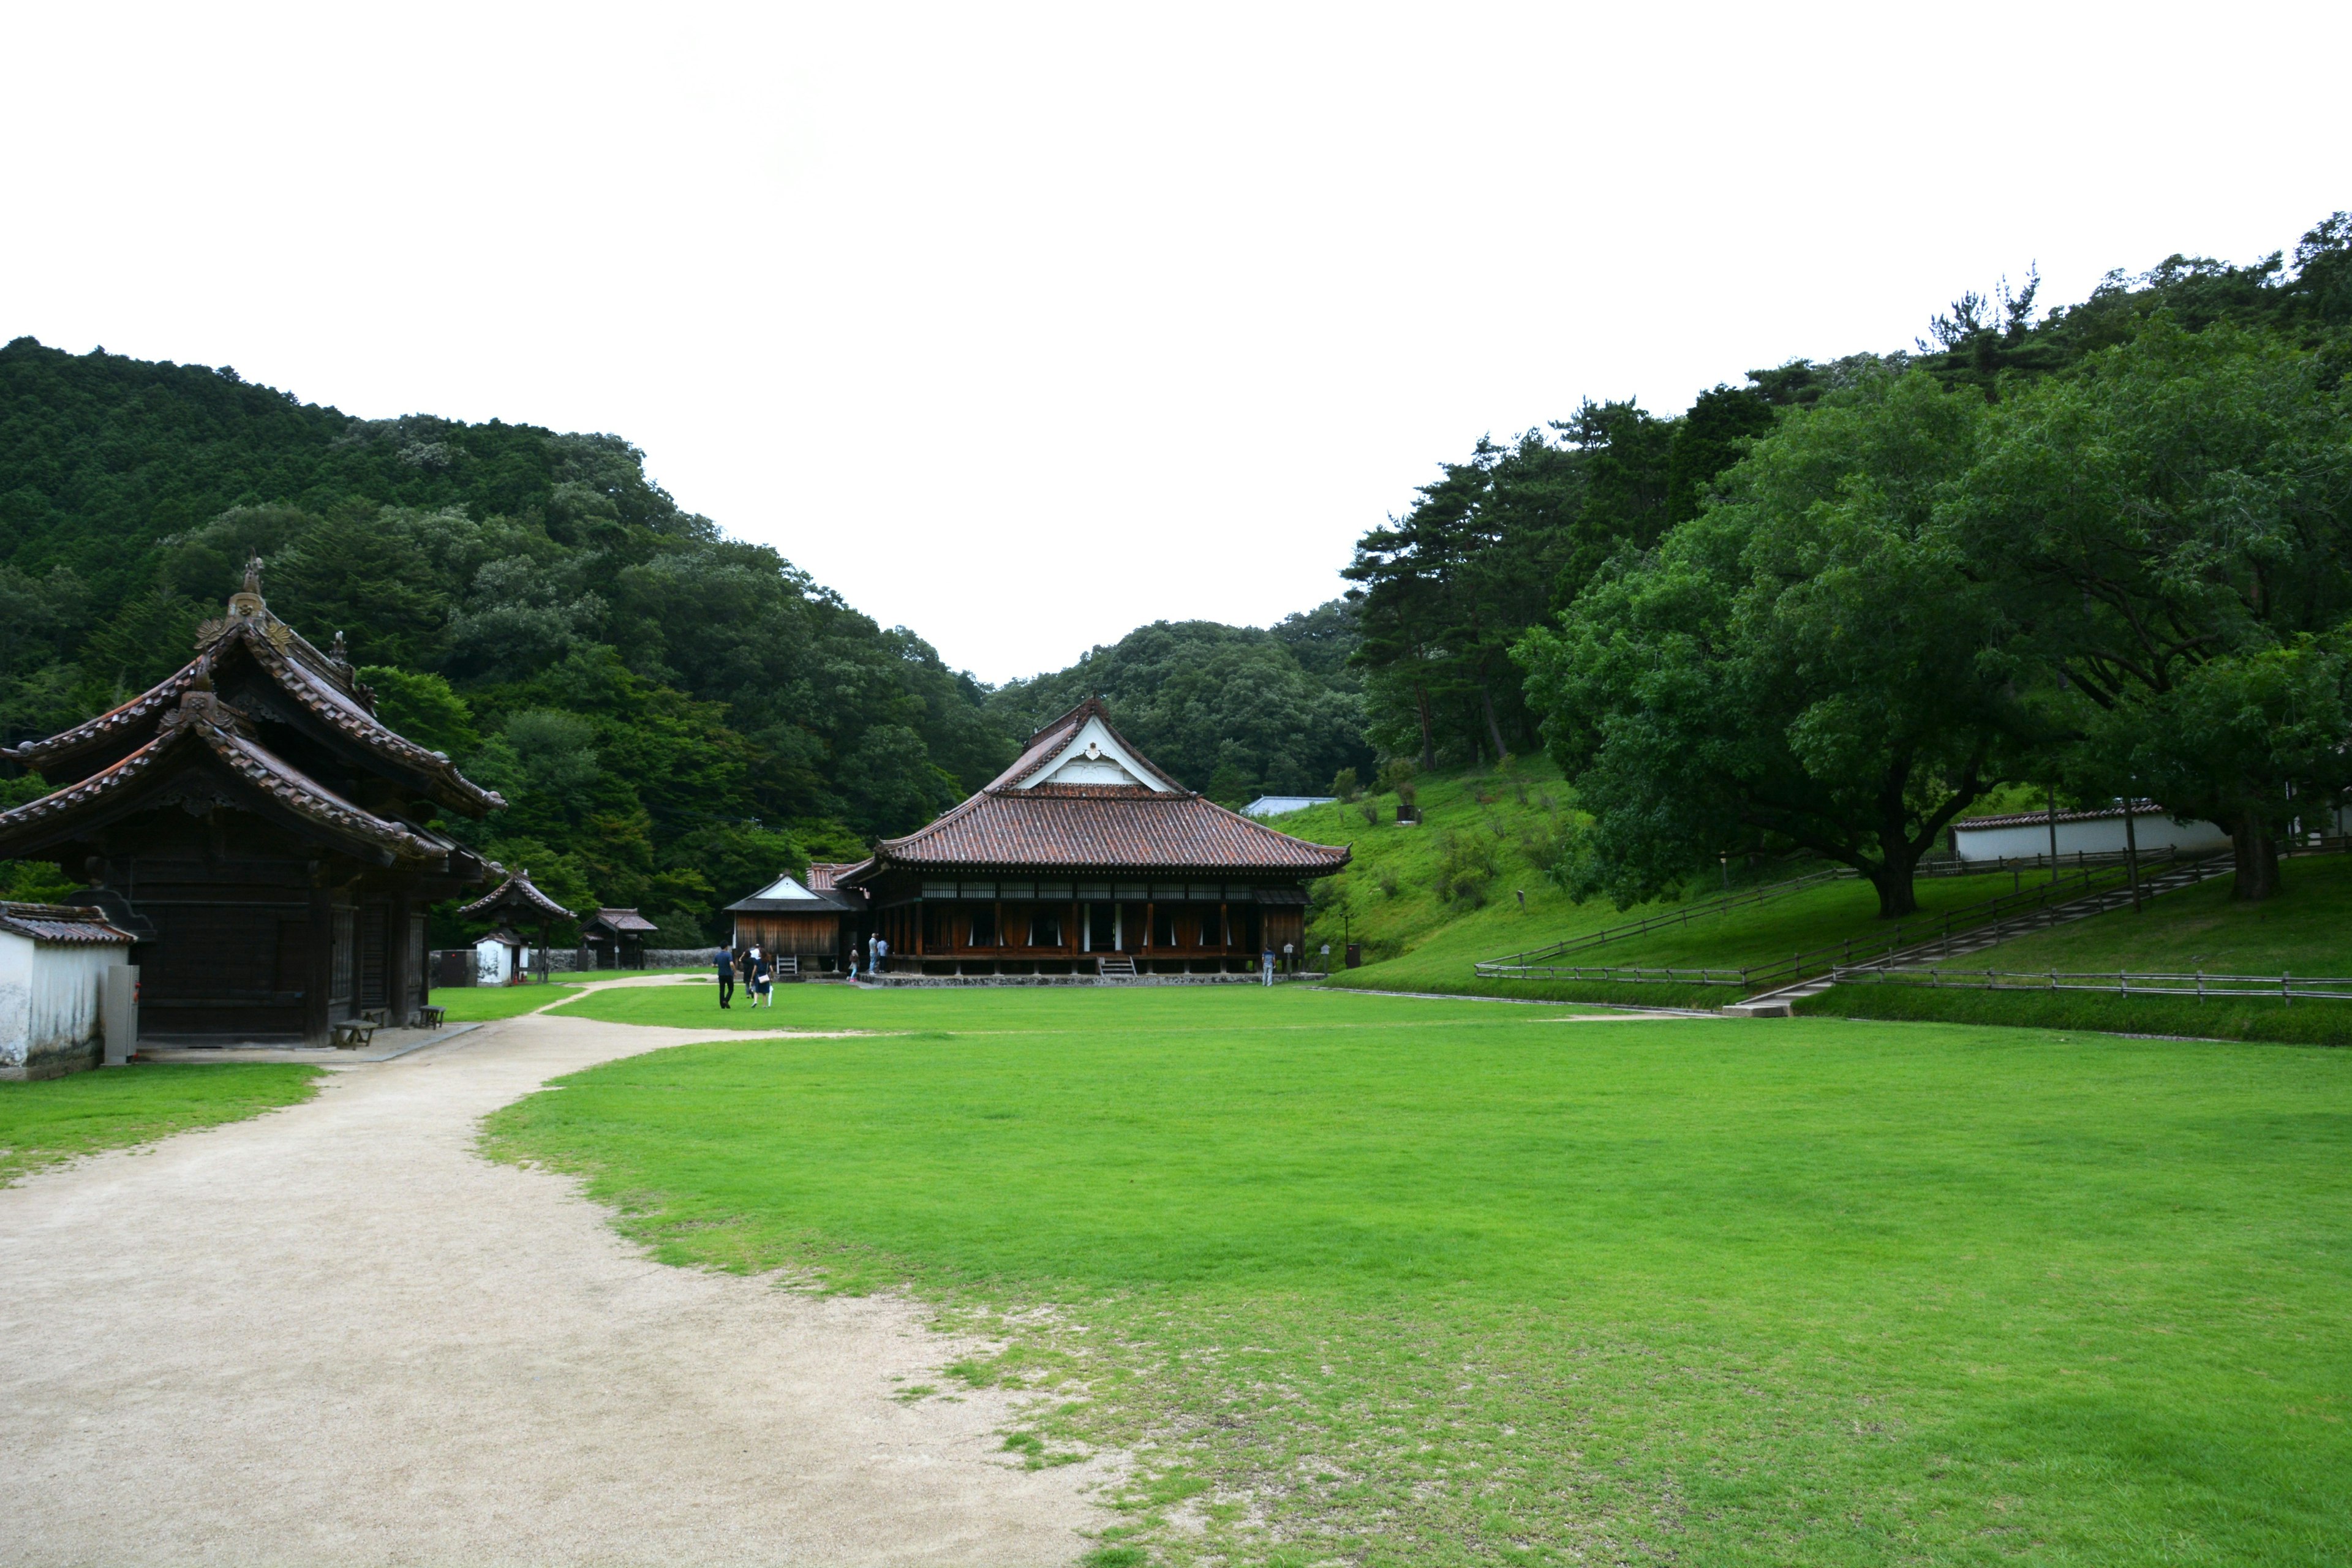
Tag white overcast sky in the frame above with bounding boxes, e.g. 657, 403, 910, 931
3, 3, 2345, 682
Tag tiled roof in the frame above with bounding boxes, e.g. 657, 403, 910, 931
858, 788, 1351, 874
1956, 802, 2175, 831
587, 907, 660, 933
0, 902, 135, 945
3, 601, 502, 817
0, 692, 449, 864
986, 696, 1183, 792
804, 861, 861, 891
459, 870, 576, 922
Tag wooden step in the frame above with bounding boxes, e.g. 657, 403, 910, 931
1096, 956, 1137, 977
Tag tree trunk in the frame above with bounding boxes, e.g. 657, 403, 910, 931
1480, 683, 1510, 764
2231, 811, 2280, 902
1414, 682, 1437, 774
1866, 861, 1921, 918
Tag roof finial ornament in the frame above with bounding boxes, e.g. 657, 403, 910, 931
330, 630, 350, 667
226, 552, 268, 622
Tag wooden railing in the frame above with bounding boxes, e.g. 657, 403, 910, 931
1833, 967, 2352, 1002
1476, 868, 1854, 971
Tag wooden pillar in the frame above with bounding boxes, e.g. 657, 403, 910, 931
1069, 899, 1078, 955
303, 881, 333, 1047
1144, 901, 1154, 954
385, 892, 413, 1025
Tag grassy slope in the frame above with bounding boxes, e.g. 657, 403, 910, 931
0, 1063, 319, 1188
496, 984, 2352, 1567
1803, 851, 2352, 1046
1284, 767, 2050, 1006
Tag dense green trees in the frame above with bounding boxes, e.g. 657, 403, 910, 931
987, 612, 1371, 804
1521, 214, 2352, 911
0, 339, 1014, 940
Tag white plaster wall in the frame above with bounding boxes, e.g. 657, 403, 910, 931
0, 936, 118, 1074
0, 931, 31, 1071
475, 939, 528, 983
1954, 813, 2231, 862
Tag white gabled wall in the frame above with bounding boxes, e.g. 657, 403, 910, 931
0, 935, 121, 1079
1019, 714, 1177, 791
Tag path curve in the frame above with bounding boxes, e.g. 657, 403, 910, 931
0, 1008, 1112, 1566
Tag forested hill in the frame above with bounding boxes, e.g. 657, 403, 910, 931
984, 603, 1372, 804
0, 338, 1022, 943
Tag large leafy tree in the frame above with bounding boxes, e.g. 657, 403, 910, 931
1949, 318, 2352, 898
1521, 369, 2044, 917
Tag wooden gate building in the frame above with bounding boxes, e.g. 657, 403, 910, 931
0, 559, 503, 1043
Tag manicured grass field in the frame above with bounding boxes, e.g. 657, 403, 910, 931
427, 979, 588, 1021
0, 1062, 320, 1188
493, 985, 2352, 1566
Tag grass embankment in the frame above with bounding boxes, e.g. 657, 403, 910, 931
1803, 850, 2352, 1045
498, 984, 2352, 1566
1280, 771, 2037, 1008
0, 1063, 320, 1188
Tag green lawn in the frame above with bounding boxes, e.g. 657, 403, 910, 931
428, 979, 589, 1021
492, 984, 2352, 1566
1, 1062, 320, 1188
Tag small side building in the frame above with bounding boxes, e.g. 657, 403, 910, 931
0, 902, 136, 1080
1951, 804, 2232, 862
581, 908, 657, 970
722, 871, 864, 971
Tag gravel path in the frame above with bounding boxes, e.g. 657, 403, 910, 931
0, 1005, 1112, 1565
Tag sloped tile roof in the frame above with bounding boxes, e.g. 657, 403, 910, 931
587, 907, 660, 933
4, 601, 502, 816
0, 902, 135, 945
804, 861, 862, 891
459, 870, 577, 922
0, 693, 448, 864
844, 701, 1349, 880
859, 788, 1349, 874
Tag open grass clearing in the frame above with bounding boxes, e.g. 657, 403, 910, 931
427, 979, 589, 1022
499, 984, 2352, 1565
0, 1062, 320, 1189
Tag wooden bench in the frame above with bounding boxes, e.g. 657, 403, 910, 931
416, 1005, 446, 1028
330, 1019, 380, 1050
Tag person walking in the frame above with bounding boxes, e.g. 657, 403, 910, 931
1261, 944, 1276, 986
714, 942, 734, 1008
751, 946, 774, 1008
870, 933, 887, 977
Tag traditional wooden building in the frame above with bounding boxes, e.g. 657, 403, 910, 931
455, 869, 576, 985
0, 558, 502, 1043
838, 699, 1349, 976
722, 869, 863, 970
581, 907, 658, 969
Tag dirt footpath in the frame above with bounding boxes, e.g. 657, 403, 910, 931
0, 1006, 1112, 1566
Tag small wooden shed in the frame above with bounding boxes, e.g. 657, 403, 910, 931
581, 908, 657, 970
723, 871, 863, 971
0, 902, 137, 1081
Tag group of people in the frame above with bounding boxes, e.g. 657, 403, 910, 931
710, 935, 891, 1008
